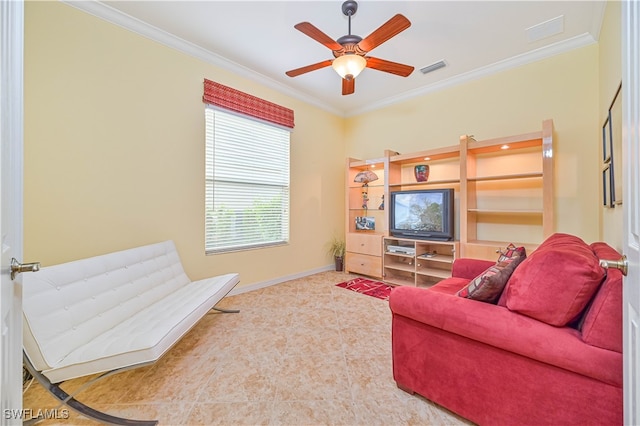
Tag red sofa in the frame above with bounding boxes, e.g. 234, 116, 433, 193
389, 233, 622, 426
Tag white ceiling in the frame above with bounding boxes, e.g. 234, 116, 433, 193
71, 1, 606, 116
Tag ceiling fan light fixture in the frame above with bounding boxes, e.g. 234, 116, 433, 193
287, 1, 412, 94
332, 54, 366, 80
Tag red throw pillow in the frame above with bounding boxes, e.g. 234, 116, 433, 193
457, 244, 526, 303
505, 233, 605, 326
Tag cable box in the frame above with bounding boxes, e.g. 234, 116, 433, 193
386, 245, 416, 255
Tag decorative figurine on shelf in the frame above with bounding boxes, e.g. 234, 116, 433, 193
362, 191, 369, 210
353, 170, 379, 213
378, 194, 384, 210
414, 164, 430, 182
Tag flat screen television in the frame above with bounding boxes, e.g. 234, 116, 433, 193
389, 188, 454, 241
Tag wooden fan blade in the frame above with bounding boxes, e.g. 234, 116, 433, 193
357, 14, 411, 52
366, 57, 414, 77
294, 22, 344, 52
342, 78, 355, 96
286, 59, 333, 77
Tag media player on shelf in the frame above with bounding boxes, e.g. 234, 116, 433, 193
386, 245, 416, 255
419, 252, 437, 258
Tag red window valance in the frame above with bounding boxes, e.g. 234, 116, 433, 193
203, 79, 294, 129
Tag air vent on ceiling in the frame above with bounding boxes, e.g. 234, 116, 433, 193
526, 15, 564, 43
420, 60, 446, 75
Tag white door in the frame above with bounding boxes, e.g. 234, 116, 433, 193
623, 1, 640, 424
0, 0, 25, 422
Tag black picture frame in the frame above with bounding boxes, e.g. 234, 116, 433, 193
602, 112, 611, 163
610, 83, 622, 205
602, 82, 622, 207
355, 216, 375, 231
603, 165, 612, 207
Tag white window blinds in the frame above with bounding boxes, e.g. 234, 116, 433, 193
205, 107, 290, 253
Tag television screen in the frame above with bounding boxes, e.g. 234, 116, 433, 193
390, 189, 454, 240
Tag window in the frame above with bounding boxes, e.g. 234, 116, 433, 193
205, 107, 290, 253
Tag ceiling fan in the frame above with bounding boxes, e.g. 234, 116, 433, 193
285, 0, 414, 96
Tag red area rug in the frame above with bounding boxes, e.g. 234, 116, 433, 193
336, 277, 394, 301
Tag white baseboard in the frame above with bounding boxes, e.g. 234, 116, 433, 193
228, 264, 335, 296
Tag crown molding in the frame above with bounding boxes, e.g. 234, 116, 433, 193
63, 1, 598, 119
349, 32, 597, 117
62, 0, 344, 117
590, 0, 607, 42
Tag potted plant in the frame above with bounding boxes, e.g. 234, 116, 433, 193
328, 236, 346, 271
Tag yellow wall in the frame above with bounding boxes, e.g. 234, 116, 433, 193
345, 46, 600, 242
24, 2, 616, 289
599, 0, 623, 250
23, 2, 345, 287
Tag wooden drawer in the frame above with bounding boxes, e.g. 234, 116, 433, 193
346, 252, 382, 278
346, 233, 383, 256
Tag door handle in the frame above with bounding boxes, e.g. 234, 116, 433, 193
599, 255, 628, 276
10, 258, 40, 280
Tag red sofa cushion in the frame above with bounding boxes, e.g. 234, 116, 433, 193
457, 244, 526, 303
390, 283, 622, 387
505, 233, 605, 326
451, 258, 495, 280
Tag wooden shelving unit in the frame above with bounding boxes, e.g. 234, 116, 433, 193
387, 145, 461, 191
383, 237, 459, 287
459, 119, 554, 260
344, 119, 555, 279
344, 157, 386, 278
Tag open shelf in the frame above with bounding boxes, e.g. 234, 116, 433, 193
460, 120, 554, 260
384, 263, 415, 273
467, 209, 543, 214
345, 156, 387, 278
467, 172, 543, 182
389, 145, 460, 164
382, 237, 459, 287
389, 178, 460, 188
345, 120, 554, 277
464, 239, 542, 261
416, 253, 454, 263
348, 158, 385, 170
416, 268, 452, 279
466, 132, 543, 154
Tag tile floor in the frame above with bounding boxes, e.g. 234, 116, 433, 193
23, 271, 472, 425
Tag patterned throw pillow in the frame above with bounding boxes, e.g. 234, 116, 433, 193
457, 244, 526, 303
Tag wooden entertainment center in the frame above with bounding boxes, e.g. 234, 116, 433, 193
345, 119, 554, 286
